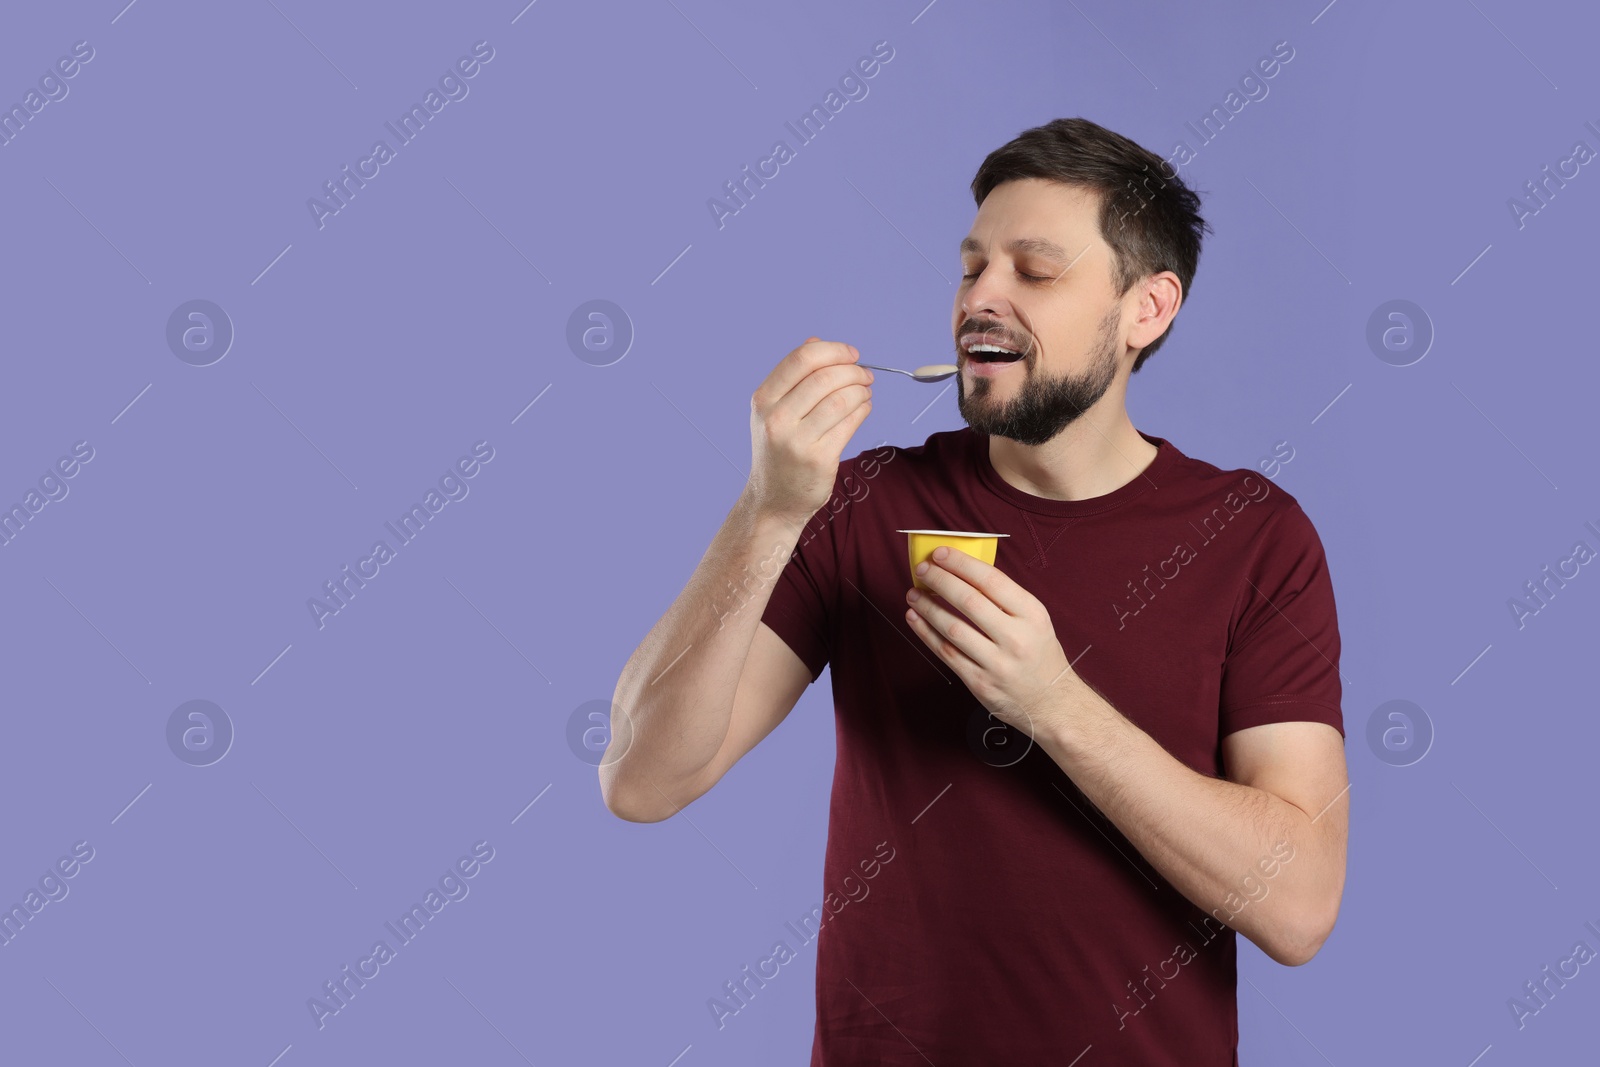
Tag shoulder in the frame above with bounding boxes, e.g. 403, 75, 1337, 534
843, 426, 973, 483
1157, 438, 1315, 536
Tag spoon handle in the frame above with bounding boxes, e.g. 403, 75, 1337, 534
858, 363, 913, 377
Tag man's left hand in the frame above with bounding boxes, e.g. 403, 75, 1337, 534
904, 545, 1082, 739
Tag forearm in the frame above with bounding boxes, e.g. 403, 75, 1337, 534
1035, 689, 1345, 966
601, 489, 807, 820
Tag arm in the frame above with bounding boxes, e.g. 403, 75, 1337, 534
600, 337, 874, 822
1033, 700, 1349, 966
600, 492, 812, 822
900, 543, 1348, 966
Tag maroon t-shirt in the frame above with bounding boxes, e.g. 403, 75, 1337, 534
758, 426, 1344, 1066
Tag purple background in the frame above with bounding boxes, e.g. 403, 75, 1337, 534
1, 0, 1596, 1063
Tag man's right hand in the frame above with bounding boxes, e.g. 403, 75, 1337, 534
745, 336, 874, 526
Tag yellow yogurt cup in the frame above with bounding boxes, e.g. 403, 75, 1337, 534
896, 529, 1010, 591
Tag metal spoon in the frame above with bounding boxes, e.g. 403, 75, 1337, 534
859, 362, 958, 383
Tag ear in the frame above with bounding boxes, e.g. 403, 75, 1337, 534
1127, 272, 1182, 351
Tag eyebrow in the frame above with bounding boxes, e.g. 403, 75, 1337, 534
959, 236, 1072, 262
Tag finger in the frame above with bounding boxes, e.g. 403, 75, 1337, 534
768, 367, 870, 451
905, 603, 983, 677
925, 547, 1030, 618
768, 358, 870, 435
907, 581, 997, 670
756, 340, 857, 414
811, 391, 872, 450
914, 563, 1008, 645
775, 361, 872, 432
797, 382, 873, 446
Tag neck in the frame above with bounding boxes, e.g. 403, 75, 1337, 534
985, 407, 1158, 502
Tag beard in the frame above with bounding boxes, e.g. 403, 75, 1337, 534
956, 305, 1121, 447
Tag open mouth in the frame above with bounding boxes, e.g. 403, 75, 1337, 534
964, 343, 1025, 364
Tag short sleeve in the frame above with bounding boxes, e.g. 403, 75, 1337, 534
758, 457, 864, 684
1218, 502, 1345, 738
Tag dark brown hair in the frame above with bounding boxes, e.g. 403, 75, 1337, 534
970, 117, 1210, 372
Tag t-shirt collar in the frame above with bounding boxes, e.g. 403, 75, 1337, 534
968, 426, 1177, 517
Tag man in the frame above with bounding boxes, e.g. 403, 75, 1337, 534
602, 116, 1348, 1065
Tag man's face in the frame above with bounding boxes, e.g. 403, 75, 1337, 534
952, 178, 1128, 446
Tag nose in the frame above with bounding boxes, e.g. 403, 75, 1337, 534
960, 266, 1011, 321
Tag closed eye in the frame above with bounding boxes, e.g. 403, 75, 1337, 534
961, 268, 1052, 282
